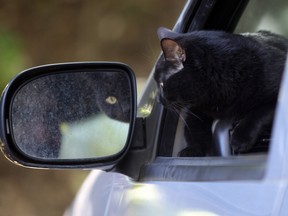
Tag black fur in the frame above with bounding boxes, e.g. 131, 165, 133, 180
154, 27, 288, 156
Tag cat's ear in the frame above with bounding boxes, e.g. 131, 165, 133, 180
157, 27, 186, 62
160, 39, 186, 62
157, 27, 179, 40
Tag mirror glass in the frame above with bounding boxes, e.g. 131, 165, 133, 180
11, 71, 132, 159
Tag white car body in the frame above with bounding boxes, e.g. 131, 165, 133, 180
65, 56, 288, 216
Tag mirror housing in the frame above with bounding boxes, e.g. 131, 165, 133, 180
0, 62, 137, 169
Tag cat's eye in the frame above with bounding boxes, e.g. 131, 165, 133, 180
0, 62, 137, 168
160, 82, 164, 88
105, 96, 118, 105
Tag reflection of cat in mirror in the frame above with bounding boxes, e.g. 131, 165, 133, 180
12, 71, 131, 158
94, 72, 131, 122
154, 27, 288, 156
47, 72, 131, 124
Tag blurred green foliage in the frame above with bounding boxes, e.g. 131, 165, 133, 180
0, 0, 185, 92
0, 29, 25, 90
0, 0, 184, 215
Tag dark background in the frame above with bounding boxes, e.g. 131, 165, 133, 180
0, 0, 185, 215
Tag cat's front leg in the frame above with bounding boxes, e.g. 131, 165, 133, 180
230, 104, 275, 153
178, 112, 213, 157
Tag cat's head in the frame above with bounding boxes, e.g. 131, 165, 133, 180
95, 72, 131, 123
154, 27, 209, 109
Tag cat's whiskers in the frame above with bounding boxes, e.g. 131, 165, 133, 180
168, 103, 197, 137
168, 101, 203, 122
166, 103, 191, 130
175, 102, 202, 121
142, 40, 160, 65
182, 109, 203, 122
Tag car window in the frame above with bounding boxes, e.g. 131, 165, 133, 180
137, 0, 288, 182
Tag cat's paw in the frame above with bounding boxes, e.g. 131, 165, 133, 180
230, 125, 257, 153
178, 146, 205, 157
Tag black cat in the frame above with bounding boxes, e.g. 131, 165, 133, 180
154, 27, 288, 156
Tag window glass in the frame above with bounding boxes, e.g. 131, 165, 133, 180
137, 74, 158, 117
235, 0, 288, 37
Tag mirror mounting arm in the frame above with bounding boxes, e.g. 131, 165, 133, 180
129, 117, 146, 149
115, 117, 147, 179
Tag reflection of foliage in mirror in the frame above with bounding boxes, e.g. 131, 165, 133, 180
11, 71, 131, 159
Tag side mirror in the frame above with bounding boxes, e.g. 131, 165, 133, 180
0, 62, 137, 169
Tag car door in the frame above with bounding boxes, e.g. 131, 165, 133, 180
66, 0, 288, 215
